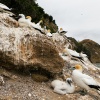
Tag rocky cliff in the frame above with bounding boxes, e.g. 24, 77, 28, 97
0, 13, 64, 81
68, 37, 100, 63
0, 3, 100, 100
80, 39, 100, 63
0, 0, 58, 33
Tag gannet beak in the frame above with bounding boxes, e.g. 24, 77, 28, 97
69, 67, 75, 70
67, 80, 72, 86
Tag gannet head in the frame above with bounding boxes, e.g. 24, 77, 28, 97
47, 29, 51, 33
74, 64, 83, 72
19, 14, 25, 18
60, 28, 63, 30
39, 20, 43, 23
66, 78, 72, 86
26, 16, 32, 21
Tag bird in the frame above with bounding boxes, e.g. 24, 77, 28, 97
32, 20, 44, 33
34, 20, 43, 30
58, 28, 67, 36
0, 3, 11, 10
71, 64, 100, 94
51, 78, 75, 95
18, 14, 32, 27
46, 29, 52, 37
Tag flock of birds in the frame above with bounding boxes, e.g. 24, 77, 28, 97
0, 2, 100, 96
0, 2, 67, 38
51, 64, 100, 95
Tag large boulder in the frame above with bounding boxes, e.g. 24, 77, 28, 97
0, 13, 64, 80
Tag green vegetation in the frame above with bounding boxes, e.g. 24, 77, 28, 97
1, 0, 58, 32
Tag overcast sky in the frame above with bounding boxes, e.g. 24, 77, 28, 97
37, 0, 100, 44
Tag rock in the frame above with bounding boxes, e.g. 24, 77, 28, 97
0, 13, 64, 80
80, 39, 100, 63
0, 76, 4, 85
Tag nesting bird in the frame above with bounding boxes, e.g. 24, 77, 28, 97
58, 28, 67, 36
71, 64, 100, 94
18, 14, 32, 27
51, 78, 75, 94
46, 29, 52, 37
34, 20, 43, 30
0, 3, 11, 10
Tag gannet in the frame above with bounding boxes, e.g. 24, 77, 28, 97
18, 14, 32, 27
34, 20, 43, 30
58, 28, 67, 36
33, 20, 44, 33
0, 3, 11, 10
51, 78, 75, 94
72, 64, 100, 94
46, 29, 52, 37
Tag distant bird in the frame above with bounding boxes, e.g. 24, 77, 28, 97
51, 78, 75, 94
46, 29, 52, 37
0, 3, 11, 10
34, 20, 43, 30
18, 14, 32, 27
71, 64, 100, 94
58, 28, 67, 36
33, 20, 44, 33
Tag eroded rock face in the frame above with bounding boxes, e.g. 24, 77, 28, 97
0, 13, 64, 80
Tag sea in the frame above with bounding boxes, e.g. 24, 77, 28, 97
94, 63, 100, 68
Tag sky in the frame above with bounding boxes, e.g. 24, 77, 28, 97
37, 0, 100, 44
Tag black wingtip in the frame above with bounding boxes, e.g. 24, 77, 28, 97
88, 85, 100, 90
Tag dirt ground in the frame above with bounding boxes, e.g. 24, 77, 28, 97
0, 68, 100, 100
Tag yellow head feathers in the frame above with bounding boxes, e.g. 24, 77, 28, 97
60, 28, 63, 30
47, 29, 51, 33
75, 64, 83, 72
39, 20, 43, 23
26, 16, 32, 21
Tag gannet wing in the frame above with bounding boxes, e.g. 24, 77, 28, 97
82, 74, 100, 90
82, 76, 97, 85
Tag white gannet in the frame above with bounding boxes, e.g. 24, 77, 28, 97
18, 14, 32, 27
72, 64, 100, 94
51, 78, 75, 94
0, 3, 11, 10
46, 29, 52, 37
34, 20, 43, 30
58, 28, 67, 36
32, 20, 44, 33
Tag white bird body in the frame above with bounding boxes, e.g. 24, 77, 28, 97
72, 65, 100, 92
64, 48, 87, 58
18, 14, 32, 27
46, 30, 52, 37
33, 20, 43, 31
0, 3, 11, 10
51, 78, 75, 94
58, 28, 67, 35
47, 32, 52, 37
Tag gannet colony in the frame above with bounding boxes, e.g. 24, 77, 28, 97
0, 2, 100, 100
